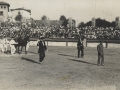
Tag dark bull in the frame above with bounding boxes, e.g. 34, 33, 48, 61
14, 35, 30, 54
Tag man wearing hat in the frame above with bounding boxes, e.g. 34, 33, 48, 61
77, 37, 84, 58
97, 41, 104, 66
37, 37, 47, 63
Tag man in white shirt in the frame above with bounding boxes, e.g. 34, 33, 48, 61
3, 37, 9, 53
26, 34, 30, 52
0, 37, 5, 53
10, 37, 17, 55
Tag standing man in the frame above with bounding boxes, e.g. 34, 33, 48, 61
0, 36, 4, 53
97, 41, 104, 66
15, 34, 21, 53
10, 37, 17, 55
37, 37, 47, 63
3, 37, 9, 53
77, 37, 84, 58
26, 34, 30, 52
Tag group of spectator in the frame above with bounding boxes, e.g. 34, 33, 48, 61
0, 22, 120, 40
78, 26, 120, 40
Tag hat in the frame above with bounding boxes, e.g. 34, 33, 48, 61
100, 40, 103, 43
39, 36, 45, 39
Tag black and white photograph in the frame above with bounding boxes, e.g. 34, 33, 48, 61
0, 0, 120, 90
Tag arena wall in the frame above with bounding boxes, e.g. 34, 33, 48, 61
29, 41, 120, 48
87, 43, 106, 47
0, 39, 120, 52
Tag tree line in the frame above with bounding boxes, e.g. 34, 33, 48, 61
78, 18, 115, 28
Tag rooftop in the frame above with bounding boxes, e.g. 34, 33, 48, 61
0, 1, 10, 7
11, 8, 31, 13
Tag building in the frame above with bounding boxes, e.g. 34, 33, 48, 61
11, 8, 31, 23
0, 1, 10, 22
115, 17, 120, 29
92, 17, 96, 27
34, 20, 60, 27
0, 2, 31, 23
49, 20, 60, 27
67, 18, 76, 29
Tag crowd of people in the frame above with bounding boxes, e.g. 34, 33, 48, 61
0, 22, 120, 40
80, 26, 120, 40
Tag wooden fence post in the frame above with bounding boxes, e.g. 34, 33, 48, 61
66, 42, 68, 46
47, 41, 48, 46
106, 42, 108, 48
86, 42, 87, 47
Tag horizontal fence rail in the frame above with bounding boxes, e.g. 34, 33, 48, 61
6, 38, 120, 48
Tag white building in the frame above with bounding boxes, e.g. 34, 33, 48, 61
0, 1, 10, 22
11, 8, 31, 23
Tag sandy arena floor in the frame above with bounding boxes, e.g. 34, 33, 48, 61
0, 46, 120, 90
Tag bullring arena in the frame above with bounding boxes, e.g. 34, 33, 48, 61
0, 0, 120, 90
0, 39, 120, 90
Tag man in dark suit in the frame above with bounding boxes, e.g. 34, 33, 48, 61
37, 37, 47, 63
97, 41, 104, 66
77, 37, 84, 58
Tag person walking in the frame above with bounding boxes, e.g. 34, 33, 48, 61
97, 41, 104, 66
77, 37, 84, 58
37, 37, 47, 63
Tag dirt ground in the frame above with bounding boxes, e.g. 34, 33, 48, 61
0, 46, 120, 90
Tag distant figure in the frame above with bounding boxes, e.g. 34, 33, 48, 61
3, 37, 9, 53
97, 41, 104, 66
77, 37, 84, 58
0, 37, 4, 53
14, 35, 20, 53
10, 37, 17, 55
26, 34, 30, 52
37, 37, 47, 63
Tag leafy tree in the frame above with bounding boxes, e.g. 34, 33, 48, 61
15, 11, 22, 22
59, 15, 68, 27
30, 18, 34, 21
41, 15, 49, 26
82, 18, 115, 27
41, 15, 47, 21
59, 15, 66, 22
78, 22, 85, 28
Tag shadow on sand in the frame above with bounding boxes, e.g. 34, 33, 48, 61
58, 54, 75, 57
4, 50, 11, 54
21, 57, 40, 64
22, 51, 38, 54
69, 59, 97, 65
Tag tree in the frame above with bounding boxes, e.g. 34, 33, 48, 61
59, 15, 68, 27
30, 18, 34, 22
41, 15, 47, 21
41, 15, 49, 26
78, 22, 85, 28
59, 15, 66, 21
15, 11, 22, 22
82, 18, 115, 27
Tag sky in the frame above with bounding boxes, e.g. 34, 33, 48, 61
3, 0, 120, 23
